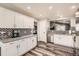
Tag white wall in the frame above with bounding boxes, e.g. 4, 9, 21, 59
37, 19, 49, 43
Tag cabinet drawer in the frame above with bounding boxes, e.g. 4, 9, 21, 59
5, 41, 18, 46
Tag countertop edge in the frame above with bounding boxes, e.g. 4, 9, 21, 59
0, 34, 37, 43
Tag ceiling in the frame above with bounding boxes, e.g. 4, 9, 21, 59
0, 3, 79, 21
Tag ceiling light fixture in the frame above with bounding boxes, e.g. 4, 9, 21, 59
71, 5, 76, 9
39, 14, 42, 17
49, 6, 53, 10
27, 6, 31, 9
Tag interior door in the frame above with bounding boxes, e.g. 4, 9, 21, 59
38, 20, 48, 42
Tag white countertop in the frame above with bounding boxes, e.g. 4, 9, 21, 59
0, 34, 37, 43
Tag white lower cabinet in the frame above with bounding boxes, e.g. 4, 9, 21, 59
18, 39, 28, 56
76, 36, 79, 49
27, 36, 37, 50
1, 36, 37, 56
32, 37, 37, 48
5, 41, 18, 56
54, 34, 73, 47
27, 37, 33, 50
1, 46, 7, 56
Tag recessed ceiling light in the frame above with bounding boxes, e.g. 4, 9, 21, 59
27, 6, 31, 9
49, 6, 53, 10
71, 5, 76, 9
39, 14, 42, 17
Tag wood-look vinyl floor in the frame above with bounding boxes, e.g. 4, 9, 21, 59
24, 42, 78, 56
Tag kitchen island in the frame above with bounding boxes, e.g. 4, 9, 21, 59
48, 31, 79, 49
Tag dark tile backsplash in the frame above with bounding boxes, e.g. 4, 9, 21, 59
0, 28, 32, 38
14, 28, 32, 36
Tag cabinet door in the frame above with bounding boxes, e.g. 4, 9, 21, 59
54, 35, 73, 47
0, 7, 14, 28
27, 37, 33, 50
15, 13, 24, 28
23, 16, 29, 28
23, 16, 34, 28
27, 36, 37, 51
6, 41, 18, 56
28, 17, 34, 28
18, 39, 27, 55
15, 12, 34, 28
61, 35, 73, 47
31, 36, 37, 48
1, 46, 7, 56
54, 34, 60, 44
76, 36, 79, 48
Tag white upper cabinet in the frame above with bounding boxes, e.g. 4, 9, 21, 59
0, 7, 14, 28
23, 16, 34, 28
0, 7, 34, 28
14, 13, 24, 28
15, 12, 34, 28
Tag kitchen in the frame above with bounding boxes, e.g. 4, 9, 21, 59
0, 3, 79, 56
